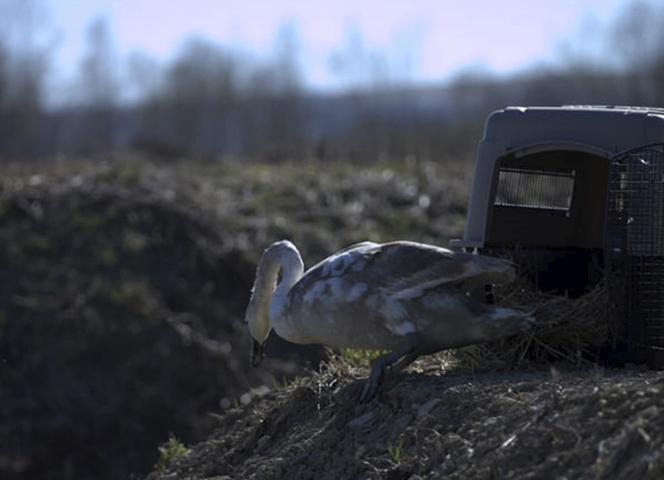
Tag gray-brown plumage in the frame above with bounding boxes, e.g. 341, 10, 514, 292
245, 240, 532, 402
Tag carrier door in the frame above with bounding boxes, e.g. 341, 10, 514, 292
606, 143, 664, 367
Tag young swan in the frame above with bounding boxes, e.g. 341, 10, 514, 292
245, 240, 532, 402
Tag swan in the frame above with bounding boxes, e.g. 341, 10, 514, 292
245, 240, 533, 402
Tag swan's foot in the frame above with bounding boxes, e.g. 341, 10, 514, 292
358, 339, 419, 403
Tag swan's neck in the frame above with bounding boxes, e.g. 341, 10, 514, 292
247, 241, 304, 342
268, 245, 304, 321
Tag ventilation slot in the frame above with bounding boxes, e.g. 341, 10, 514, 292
495, 168, 575, 212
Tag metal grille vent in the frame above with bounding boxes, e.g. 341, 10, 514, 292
606, 143, 664, 364
495, 168, 575, 212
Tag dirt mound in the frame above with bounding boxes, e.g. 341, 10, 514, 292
0, 155, 471, 479
150, 355, 664, 480
0, 160, 324, 480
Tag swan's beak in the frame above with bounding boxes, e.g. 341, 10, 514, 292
250, 338, 264, 367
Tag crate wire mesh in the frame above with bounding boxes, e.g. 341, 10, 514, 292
606, 143, 664, 364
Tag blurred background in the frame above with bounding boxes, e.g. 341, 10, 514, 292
1, 1, 663, 479
1, 0, 663, 161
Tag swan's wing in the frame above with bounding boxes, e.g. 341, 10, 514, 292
286, 241, 515, 344
358, 241, 515, 299
297, 240, 513, 298
303, 241, 380, 276
289, 241, 383, 302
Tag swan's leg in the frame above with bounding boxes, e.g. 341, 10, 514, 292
359, 340, 418, 403
387, 351, 421, 375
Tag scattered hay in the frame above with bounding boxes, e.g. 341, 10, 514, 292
452, 280, 609, 369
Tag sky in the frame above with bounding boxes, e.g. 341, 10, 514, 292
20, 0, 637, 91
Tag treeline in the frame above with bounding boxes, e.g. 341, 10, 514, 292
1, 1, 663, 161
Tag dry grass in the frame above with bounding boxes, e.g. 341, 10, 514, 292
150, 352, 664, 480
452, 280, 609, 370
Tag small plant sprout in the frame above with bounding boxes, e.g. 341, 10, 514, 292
387, 438, 404, 465
155, 434, 188, 471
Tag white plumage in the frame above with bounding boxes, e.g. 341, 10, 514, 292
245, 240, 532, 401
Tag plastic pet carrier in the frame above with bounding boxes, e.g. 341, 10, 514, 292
451, 106, 664, 366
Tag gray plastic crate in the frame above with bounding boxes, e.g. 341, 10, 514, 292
451, 106, 664, 366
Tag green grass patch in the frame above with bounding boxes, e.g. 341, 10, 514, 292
155, 435, 188, 472
387, 438, 404, 464
339, 348, 388, 367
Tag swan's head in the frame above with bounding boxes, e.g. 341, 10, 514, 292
246, 297, 270, 367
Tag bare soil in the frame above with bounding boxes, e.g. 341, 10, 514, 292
150, 357, 664, 480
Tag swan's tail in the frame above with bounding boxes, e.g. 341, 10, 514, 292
481, 306, 535, 339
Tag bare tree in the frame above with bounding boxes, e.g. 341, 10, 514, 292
0, 0, 49, 157
245, 23, 305, 160
127, 51, 161, 103
75, 16, 119, 150
0, 40, 9, 110
124, 37, 245, 156
609, 0, 664, 105
329, 25, 389, 91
